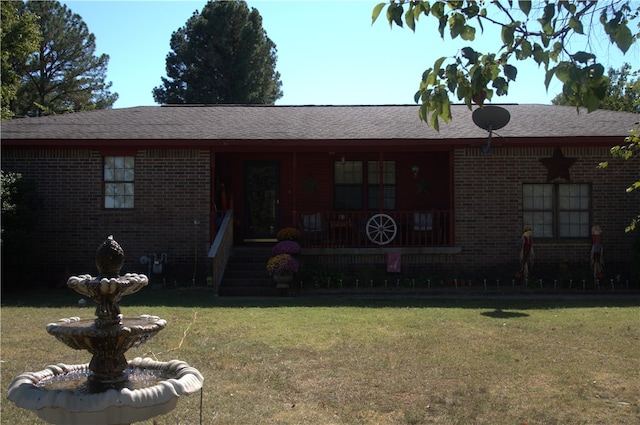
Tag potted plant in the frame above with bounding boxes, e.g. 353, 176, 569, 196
276, 227, 302, 242
272, 240, 301, 256
266, 254, 299, 288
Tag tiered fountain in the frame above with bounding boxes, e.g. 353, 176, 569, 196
7, 236, 204, 425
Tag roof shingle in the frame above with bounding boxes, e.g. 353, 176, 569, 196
1, 104, 638, 141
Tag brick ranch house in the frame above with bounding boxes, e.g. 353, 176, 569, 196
2, 104, 638, 291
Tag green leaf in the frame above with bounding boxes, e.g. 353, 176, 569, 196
554, 63, 571, 83
571, 51, 595, 64
516, 39, 532, 60
518, 0, 531, 16
430, 107, 440, 131
584, 93, 601, 112
431, 1, 445, 19
461, 46, 478, 64
433, 56, 447, 76
589, 63, 605, 79
544, 67, 556, 90
532, 44, 548, 66
492, 77, 508, 96
569, 16, 583, 34
538, 3, 555, 35
613, 24, 634, 54
449, 13, 466, 39
438, 15, 447, 38
387, 3, 403, 28
460, 25, 475, 41
372, 3, 386, 25
503, 64, 517, 81
501, 25, 515, 46
405, 7, 415, 31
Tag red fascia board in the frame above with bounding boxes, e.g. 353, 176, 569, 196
1, 135, 625, 150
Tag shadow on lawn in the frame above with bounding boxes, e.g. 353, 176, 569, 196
480, 309, 530, 318
3, 286, 639, 310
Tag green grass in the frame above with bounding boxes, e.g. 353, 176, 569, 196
2, 289, 639, 424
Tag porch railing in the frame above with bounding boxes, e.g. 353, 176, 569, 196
208, 209, 234, 292
296, 210, 451, 248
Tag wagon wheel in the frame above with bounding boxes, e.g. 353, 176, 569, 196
366, 214, 397, 245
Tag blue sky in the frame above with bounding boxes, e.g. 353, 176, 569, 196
63, 0, 637, 109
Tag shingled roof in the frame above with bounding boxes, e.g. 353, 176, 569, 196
2, 104, 638, 142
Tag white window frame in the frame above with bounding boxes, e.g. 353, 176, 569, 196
522, 183, 591, 239
104, 156, 135, 209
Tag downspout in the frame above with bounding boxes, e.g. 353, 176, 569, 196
449, 147, 455, 245
378, 151, 384, 212
292, 152, 298, 228
210, 150, 216, 242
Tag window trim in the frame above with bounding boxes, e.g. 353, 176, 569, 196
333, 160, 397, 211
522, 183, 592, 239
103, 156, 135, 209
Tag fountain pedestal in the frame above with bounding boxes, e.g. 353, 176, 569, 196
7, 236, 204, 424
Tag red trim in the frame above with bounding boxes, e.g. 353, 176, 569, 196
1, 136, 626, 151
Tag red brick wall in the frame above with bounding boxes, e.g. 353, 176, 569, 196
2, 148, 211, 285
453, 146, 638, 281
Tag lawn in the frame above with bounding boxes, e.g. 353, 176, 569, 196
1, 289, 639, 424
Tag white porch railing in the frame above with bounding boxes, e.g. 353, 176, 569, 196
208, 209, 234, 294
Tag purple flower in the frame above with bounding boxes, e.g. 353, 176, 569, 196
266, 254, 300, 275
272, 240, 301, 255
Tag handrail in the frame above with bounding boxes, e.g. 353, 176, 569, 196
208, 209, 234, 293
297, 209, 452, 248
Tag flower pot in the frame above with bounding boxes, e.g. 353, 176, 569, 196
273, 273, 294, 288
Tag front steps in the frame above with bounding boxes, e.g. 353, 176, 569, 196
218, 247, 281, 296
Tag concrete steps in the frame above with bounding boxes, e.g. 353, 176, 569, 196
218, 247, 281, 296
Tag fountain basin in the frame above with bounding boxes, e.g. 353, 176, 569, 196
7, 357, 204, 425
46, 315, 167, 352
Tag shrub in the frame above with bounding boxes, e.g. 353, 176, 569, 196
266, 254, 299, 275
272, 240, 301, 255
276, 227, 301, 241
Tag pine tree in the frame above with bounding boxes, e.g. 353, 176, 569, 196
12, 0, 117, 117
1, 1, 40, 119
153, 0, 282, 105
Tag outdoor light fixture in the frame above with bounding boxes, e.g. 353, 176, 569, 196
411, 165, 420, 179
341, 156, 346, 165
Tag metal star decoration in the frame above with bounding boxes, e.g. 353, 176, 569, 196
539, 147, 577, 182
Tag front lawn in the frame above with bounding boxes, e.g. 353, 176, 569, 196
2, 291, 639, 424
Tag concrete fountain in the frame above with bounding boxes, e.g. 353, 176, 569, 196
7, 236, 204, 425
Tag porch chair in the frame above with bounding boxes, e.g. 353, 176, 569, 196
300, 212, 325, 246
413, 211, 433, 245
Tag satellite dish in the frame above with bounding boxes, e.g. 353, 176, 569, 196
472, 105, 510, 155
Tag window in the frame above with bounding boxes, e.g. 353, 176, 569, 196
104, 156, 134, 209
367, 161, 396, 210
334, 160, 396, 210
522, 183, 591, 238
334, 161, 363, 210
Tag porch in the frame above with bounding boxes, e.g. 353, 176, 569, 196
295, 209, 452, 248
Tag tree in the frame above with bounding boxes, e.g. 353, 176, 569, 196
11, 0, 117, 117
553, 63, 639, 232
1, 1, 41, 119
1, 170, 39, 293
153, 0, 282, 105
553, 63, 640, 113
372, 0, 638, 130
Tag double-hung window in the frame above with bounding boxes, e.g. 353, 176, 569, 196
104, 156, 135, 209
522, 183, 591, 238
334, 160, 396, 210
367, 160, 396, 210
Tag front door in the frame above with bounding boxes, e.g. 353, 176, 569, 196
244, 161, 280, 241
